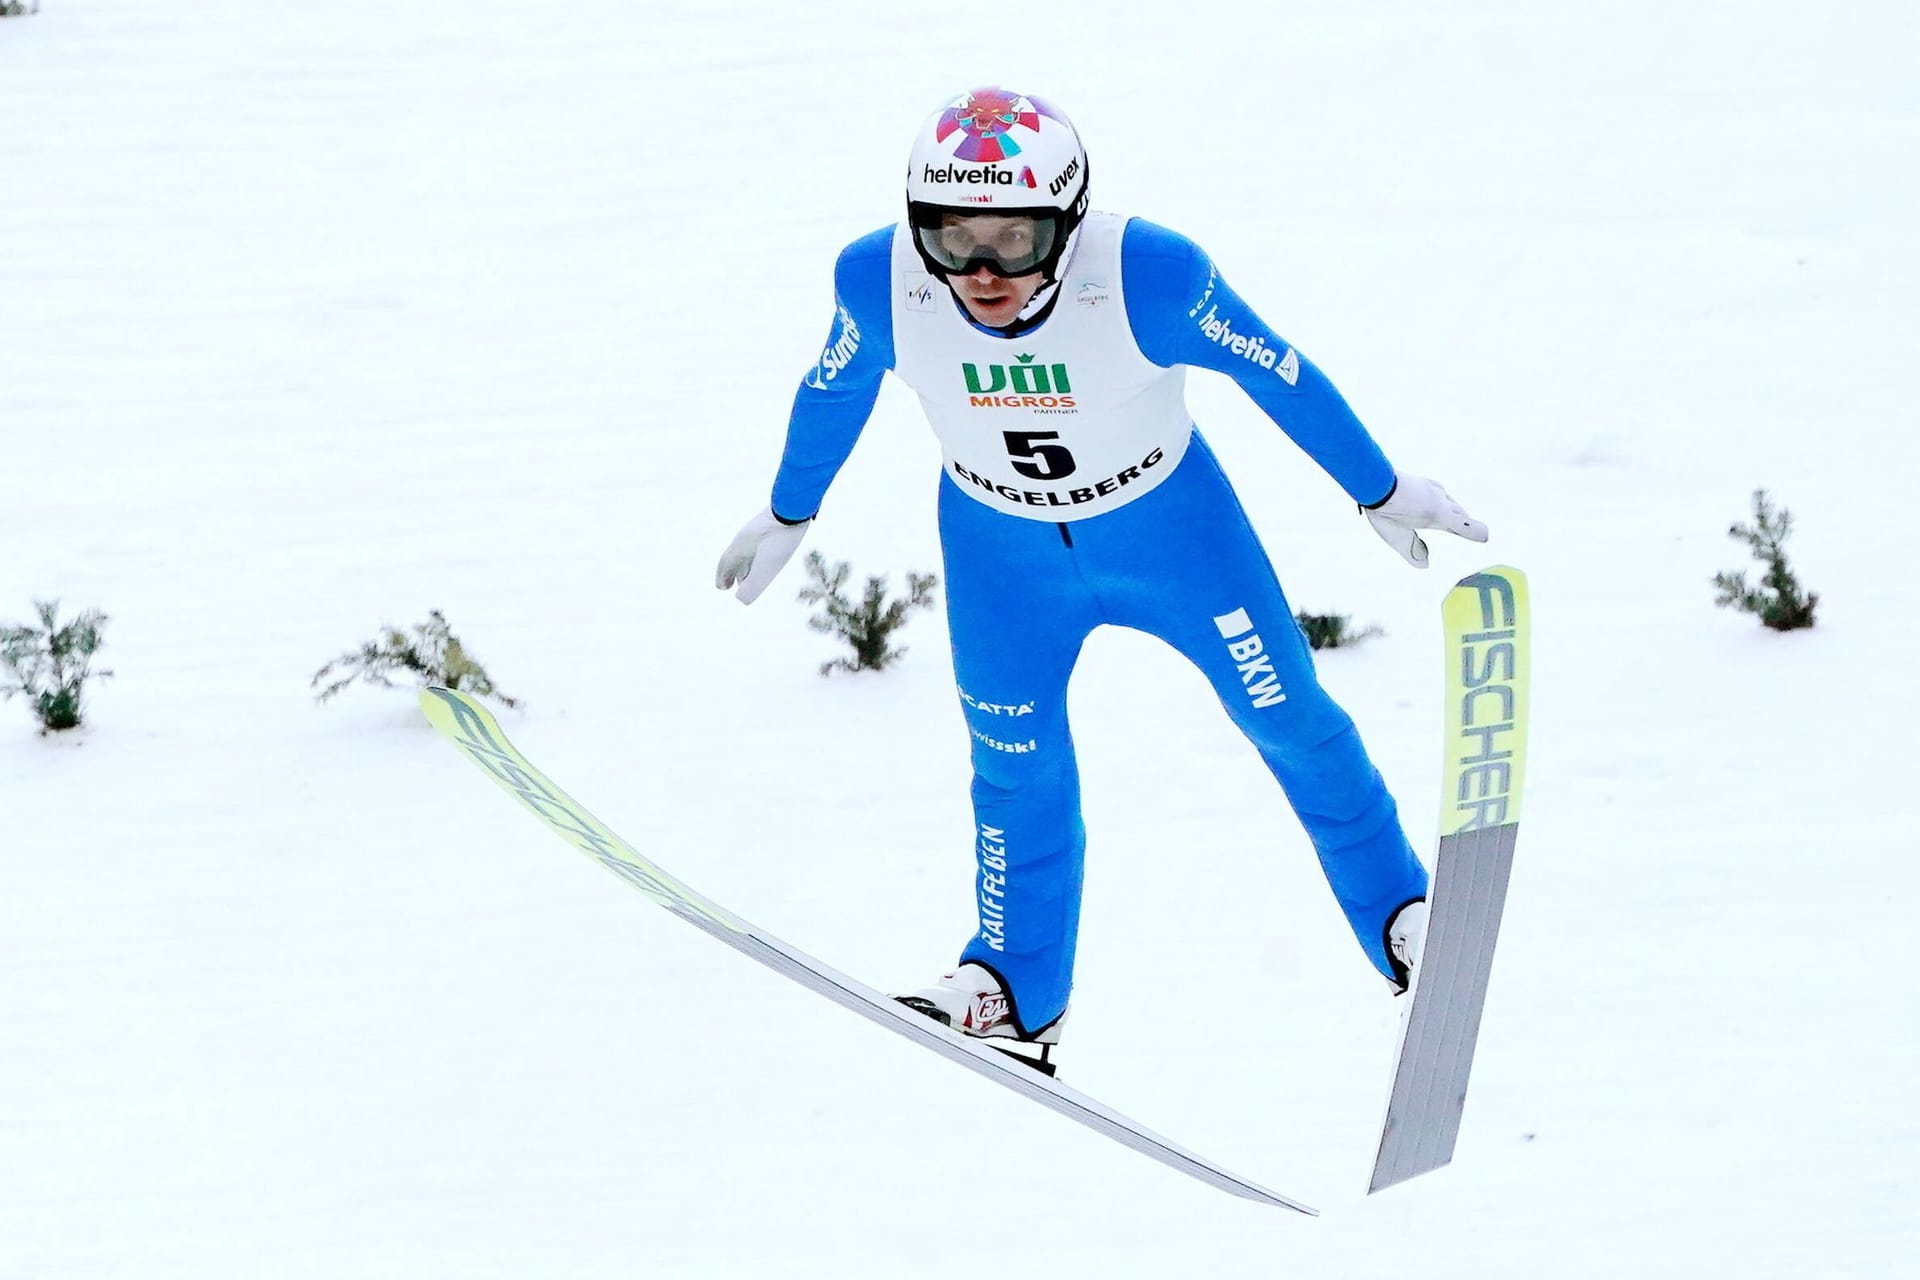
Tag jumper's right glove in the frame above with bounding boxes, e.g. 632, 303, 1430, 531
715, 506, 812, 605
1362, 474, 1488, 569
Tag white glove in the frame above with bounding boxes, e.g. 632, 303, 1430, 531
1362, 474, 1488, 568
715, 506, 812, 604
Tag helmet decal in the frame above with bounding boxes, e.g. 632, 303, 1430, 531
935, 89, 1043, 162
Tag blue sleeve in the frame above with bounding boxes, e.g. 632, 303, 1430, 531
767, 227, 897, 522
1121, 219, 1396, 507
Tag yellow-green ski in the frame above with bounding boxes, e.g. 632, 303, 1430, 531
1372, 565, 1531, 1193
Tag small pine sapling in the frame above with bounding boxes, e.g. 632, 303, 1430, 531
797, 551, 938, 676
1294, 610, 1384, 651
1713, 489, 1819, 632
312, 609, 520, 706
0, 599, 114, 733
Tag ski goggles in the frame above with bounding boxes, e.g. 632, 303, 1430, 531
909, 207, 1061, 278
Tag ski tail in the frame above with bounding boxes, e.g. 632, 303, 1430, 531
1370, 565, 1531, 1193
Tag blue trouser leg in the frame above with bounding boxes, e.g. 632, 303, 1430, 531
940, 480, 1096, 1035
1081, 439, 1429, 978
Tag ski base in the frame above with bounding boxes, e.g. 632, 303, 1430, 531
1370, 821, 1520, 1191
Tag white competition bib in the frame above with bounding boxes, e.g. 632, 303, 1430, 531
889, 212, 1192, 521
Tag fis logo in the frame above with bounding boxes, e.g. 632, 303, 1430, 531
806, 304, 861, 390
1195, 304, 1299, 385
904, 276, 939, 312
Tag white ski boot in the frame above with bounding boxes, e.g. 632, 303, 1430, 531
1386, 898, 1429, 995
896, 963, 1064, 1076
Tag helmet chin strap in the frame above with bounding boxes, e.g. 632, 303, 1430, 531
1013, 277, 1064, 324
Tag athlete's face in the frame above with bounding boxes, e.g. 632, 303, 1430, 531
937, 214, 1045, 327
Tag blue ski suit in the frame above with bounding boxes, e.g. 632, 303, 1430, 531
765, 214, 1428, 1036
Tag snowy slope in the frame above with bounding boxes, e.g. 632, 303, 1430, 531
4, 2, 1917, 1276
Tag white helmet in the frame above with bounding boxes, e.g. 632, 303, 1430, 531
905, 87, 1090, 284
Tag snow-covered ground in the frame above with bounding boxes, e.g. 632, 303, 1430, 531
4, 2, 1916, 1275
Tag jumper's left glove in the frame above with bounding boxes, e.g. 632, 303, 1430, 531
1362, 474, 1488, 568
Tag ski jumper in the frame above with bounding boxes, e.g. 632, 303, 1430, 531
769, 213, 1429, 1035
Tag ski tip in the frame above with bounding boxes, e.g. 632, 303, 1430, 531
1454, 564, 1526, 591
417, 685, 455, 725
